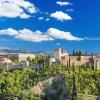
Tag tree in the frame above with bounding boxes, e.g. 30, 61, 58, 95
73, 50, 75, 56
72, 63, 77, 100
27, 57, 32, 62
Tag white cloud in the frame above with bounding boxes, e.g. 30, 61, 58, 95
45, 18, 50, 21
84, 37, 100, 40
47, 28, 82, 41
0, 28, 82, 42
66, 9, 74, 12
0, 28, 18, 36
15, 29, 53, 42
0, 0, 37, 18
50, 11, 72, 21
38, 17, 44, 20
56, 43, 60, 46
19, 13, 31, 19
56, 1, 72, 6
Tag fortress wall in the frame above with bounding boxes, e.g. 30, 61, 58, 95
61, 56, 94, 66
80, 56, 92, 62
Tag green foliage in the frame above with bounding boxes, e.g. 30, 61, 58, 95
0, 64, 100, 99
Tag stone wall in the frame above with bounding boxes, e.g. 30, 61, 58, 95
61, 56, 94, 66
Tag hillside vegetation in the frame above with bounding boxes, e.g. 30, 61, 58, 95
0, 64, 100, 100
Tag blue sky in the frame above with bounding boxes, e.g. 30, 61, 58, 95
0, 0, 100, 53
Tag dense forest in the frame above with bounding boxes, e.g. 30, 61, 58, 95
0, 64, 100, 100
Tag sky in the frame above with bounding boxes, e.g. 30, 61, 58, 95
0, 0, 100, 53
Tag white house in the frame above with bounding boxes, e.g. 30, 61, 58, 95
94, 56, 100, 69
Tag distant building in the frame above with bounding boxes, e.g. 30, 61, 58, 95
0, 56, 14, 69
2, 53, 36, 62
0, 48, 99, 70
49, 57, 56, 65
54, 48, 69, 60
21, 61, 30, 67
50, 48, 99, 69
94, 56, 100, 69
0, 53, 35, 70
18, 53, 35, 62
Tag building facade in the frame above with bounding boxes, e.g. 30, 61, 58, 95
94, 56, 100, 69
50, 48, 100, 69
5, 53, 35, 62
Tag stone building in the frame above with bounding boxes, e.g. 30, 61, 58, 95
0, 53, 35, 70
50, 48, 100, 69
1, 53, 35, 62
0, 56, 14, 69
54, 48, 69, 61
94, 56, 100, 69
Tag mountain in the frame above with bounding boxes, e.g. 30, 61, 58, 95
0, 47, 48, 54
